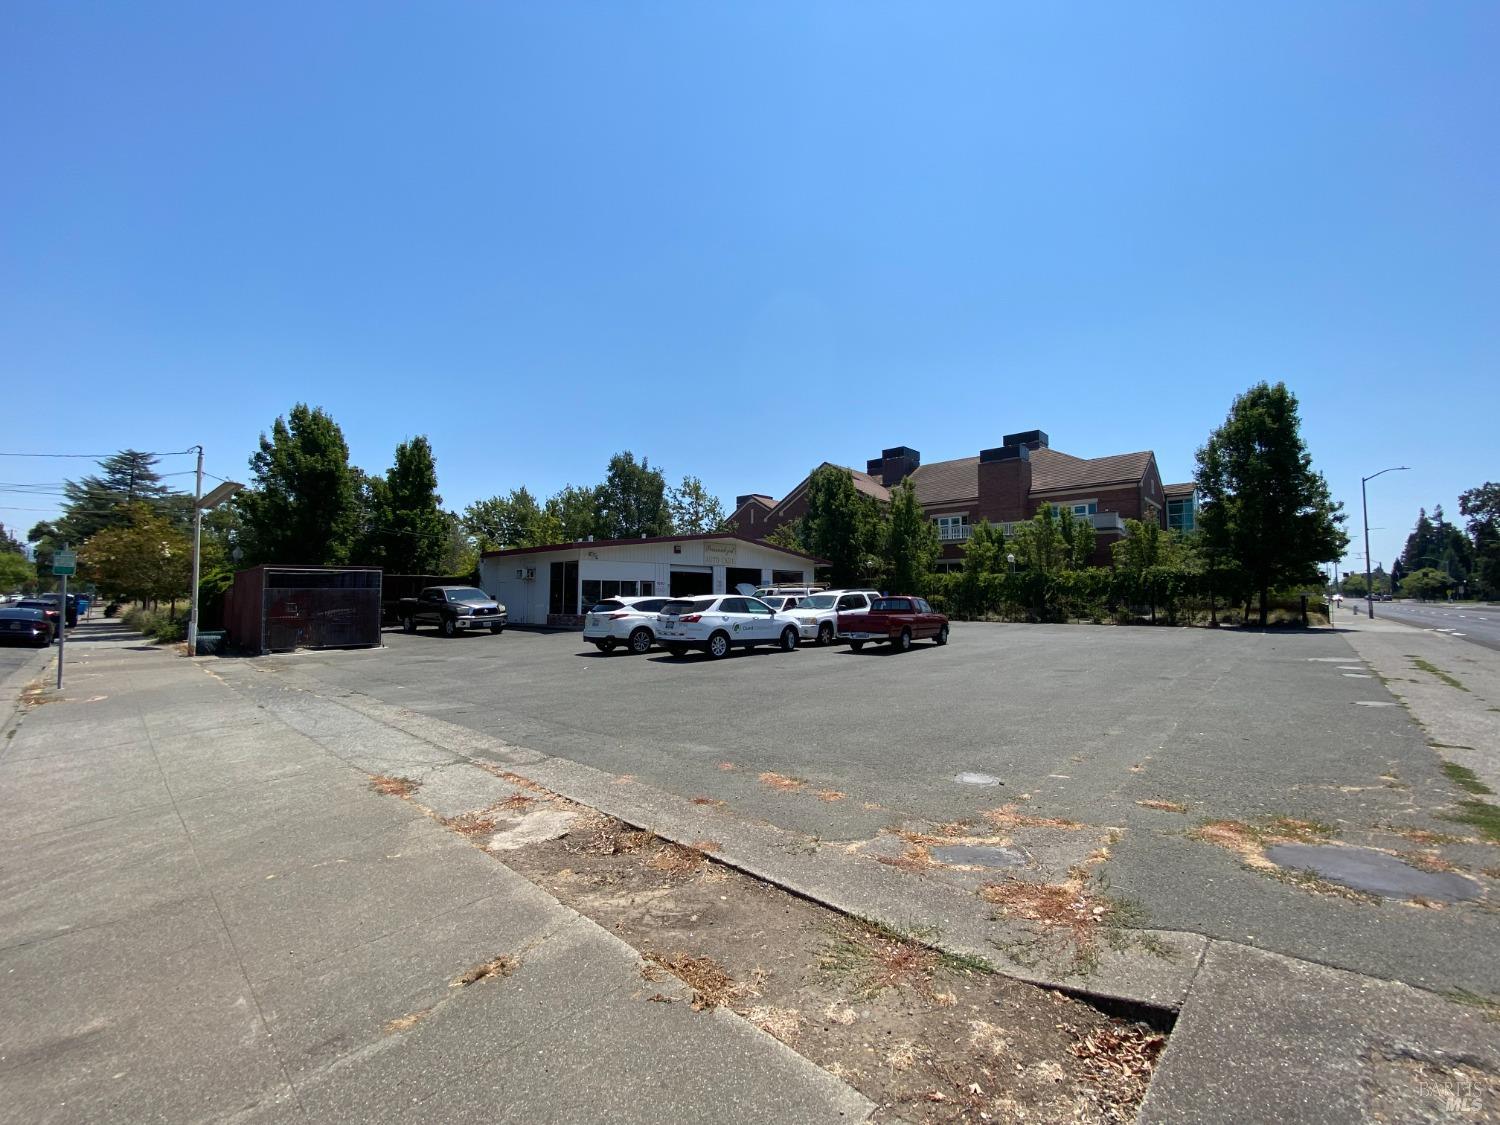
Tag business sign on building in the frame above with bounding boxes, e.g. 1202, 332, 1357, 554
702, 541, 737, 566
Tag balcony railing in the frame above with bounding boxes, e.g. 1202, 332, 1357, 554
936, 525, 972, 541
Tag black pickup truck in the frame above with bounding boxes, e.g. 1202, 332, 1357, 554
396, 586, 507, 638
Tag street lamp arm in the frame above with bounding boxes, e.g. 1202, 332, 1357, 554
1362, 466, 1409, 485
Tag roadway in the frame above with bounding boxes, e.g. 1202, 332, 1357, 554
1371, 599, 1500, 652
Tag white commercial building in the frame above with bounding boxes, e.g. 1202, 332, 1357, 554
478, 534, 823, 627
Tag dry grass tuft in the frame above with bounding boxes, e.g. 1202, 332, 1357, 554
745, 1004, 800, 1043
383, 1009, 431, 1033
452, 954, 518, 987
876, 843, 935, 872
717, 761, 737, 771
643, 952, 759, 1011
1136, 799, 1188, 814
690, 796, 727, 808
982, 804, 1082, 831
968, 1019, 1014, 1059
1191, 816, 1336, 872
819, 922, 944, 999
1406, 851, 1457, 873
1385, 826, 1463, 845
758, 771, 806, 793
647, 844, 706, 876
886, 1039, 922, 1072
823, 1001, 858, 1026
815, 788, 846, 802
500, 793, 537, 812
443, 810, 501, 838
370, 775, 421, 799
979, 879, 1103, 945
690, 838, 722, 854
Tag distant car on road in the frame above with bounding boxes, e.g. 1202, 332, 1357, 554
36, 592, 79, 627
839, 596, 949, 653
15, 598, 62, 634
396, 586, 507, 638
656, 595, 801, 659
756, 594, 803, 613
0, 606, 54, 647
584, 596, 673, 654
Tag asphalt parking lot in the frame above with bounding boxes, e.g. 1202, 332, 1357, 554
258, 621, 1499, 996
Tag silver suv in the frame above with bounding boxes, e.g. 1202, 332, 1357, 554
789, 589, 882, 645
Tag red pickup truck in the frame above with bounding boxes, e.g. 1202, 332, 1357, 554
837, 596, 949, 653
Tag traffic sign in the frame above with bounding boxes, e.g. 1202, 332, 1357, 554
52, 550, 77, 576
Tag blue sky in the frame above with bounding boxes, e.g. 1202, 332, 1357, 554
3, 2, 1496, 576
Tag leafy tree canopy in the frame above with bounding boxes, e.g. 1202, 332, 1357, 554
882, 478, 939, 594
236, 404, 360, 566
1194, 381, 1348, 626
801, 465, 883, 587
597, 452, 671, 540
668, 475, 726, 534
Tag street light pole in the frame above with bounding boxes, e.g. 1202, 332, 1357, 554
1361, 465, 1409, 620
188, 445, 205, 653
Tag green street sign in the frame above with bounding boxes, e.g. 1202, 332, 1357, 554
52, 550, 77, 576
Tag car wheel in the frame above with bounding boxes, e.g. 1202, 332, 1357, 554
628, 627, 653, 655
817, 623, 834, 646
707, 631, 731, 659
934, 624, 949, 646
490, 623, 503, 634
665, 644, 688, 657
895, 628, 912, 652
849, 641, 865, 652
441, 617, 457, 638
779, 626, 799, 652
402, 616, 416, 634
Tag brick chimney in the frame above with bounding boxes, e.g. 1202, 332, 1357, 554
977, 444, 1033, 523
866, 446, 921, 487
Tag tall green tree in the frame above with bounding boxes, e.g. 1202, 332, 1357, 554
545, 484, 601, 542
1459, 482, 1500, 598
236, 404, 360, 566
596, 452, 671, 539
1400, 567, 1453, 602
668, 476, 727, 534
802, 465, 883, 587
372, 436, 448, 573
1194, 382, 1348, 626
882, 478, 939, 594
463, 487, 562, 550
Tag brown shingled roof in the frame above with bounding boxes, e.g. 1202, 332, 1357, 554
1162, 481, 1196, 499
908, 446, 1154, 505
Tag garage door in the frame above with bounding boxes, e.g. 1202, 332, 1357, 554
670, 568, 713, 597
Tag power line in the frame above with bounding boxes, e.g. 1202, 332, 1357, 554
0, 449, 197, 459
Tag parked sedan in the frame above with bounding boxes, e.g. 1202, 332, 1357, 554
656, 595, 801, 659
584, 596, 673, 654
15, 598, 61, 634
0, 606, 55, 647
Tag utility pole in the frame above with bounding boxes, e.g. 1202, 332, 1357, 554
187, 445, 205, 654
1361, 466, 1410, 620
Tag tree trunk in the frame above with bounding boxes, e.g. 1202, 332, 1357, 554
1258, 584, 1269, 628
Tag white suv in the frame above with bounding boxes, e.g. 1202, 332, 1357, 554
656, 595, 802, 659
789, 589, 882, 645
584, 596, 673, 654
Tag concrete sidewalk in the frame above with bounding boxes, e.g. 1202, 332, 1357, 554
0, 624, 870, 1124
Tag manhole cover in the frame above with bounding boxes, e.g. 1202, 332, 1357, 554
1265, 843, 1481, 903
953, 772, 1003, 787
931, 844, 1029, 868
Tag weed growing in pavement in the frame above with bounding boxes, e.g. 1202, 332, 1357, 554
370, 775, 421, 799
641, 951, 762, 1010
1444, 989, 1500, 1022
1441, 761, 1496, 796
1135, 799, 1188, 814
758, 771, 805, 793
1442, 800, 1500, 844
1408, 656, 1470, 692
982, 804, 1082, 831
452, 954, 518, 987
818, 921, 951, 1000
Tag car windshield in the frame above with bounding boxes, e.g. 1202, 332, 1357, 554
590, 601, 626, 612
661, 599, 711, 615
799, 595, 836, 609
444, 588, 488, 601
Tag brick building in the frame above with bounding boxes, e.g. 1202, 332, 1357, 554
731, 430, 1191, 568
